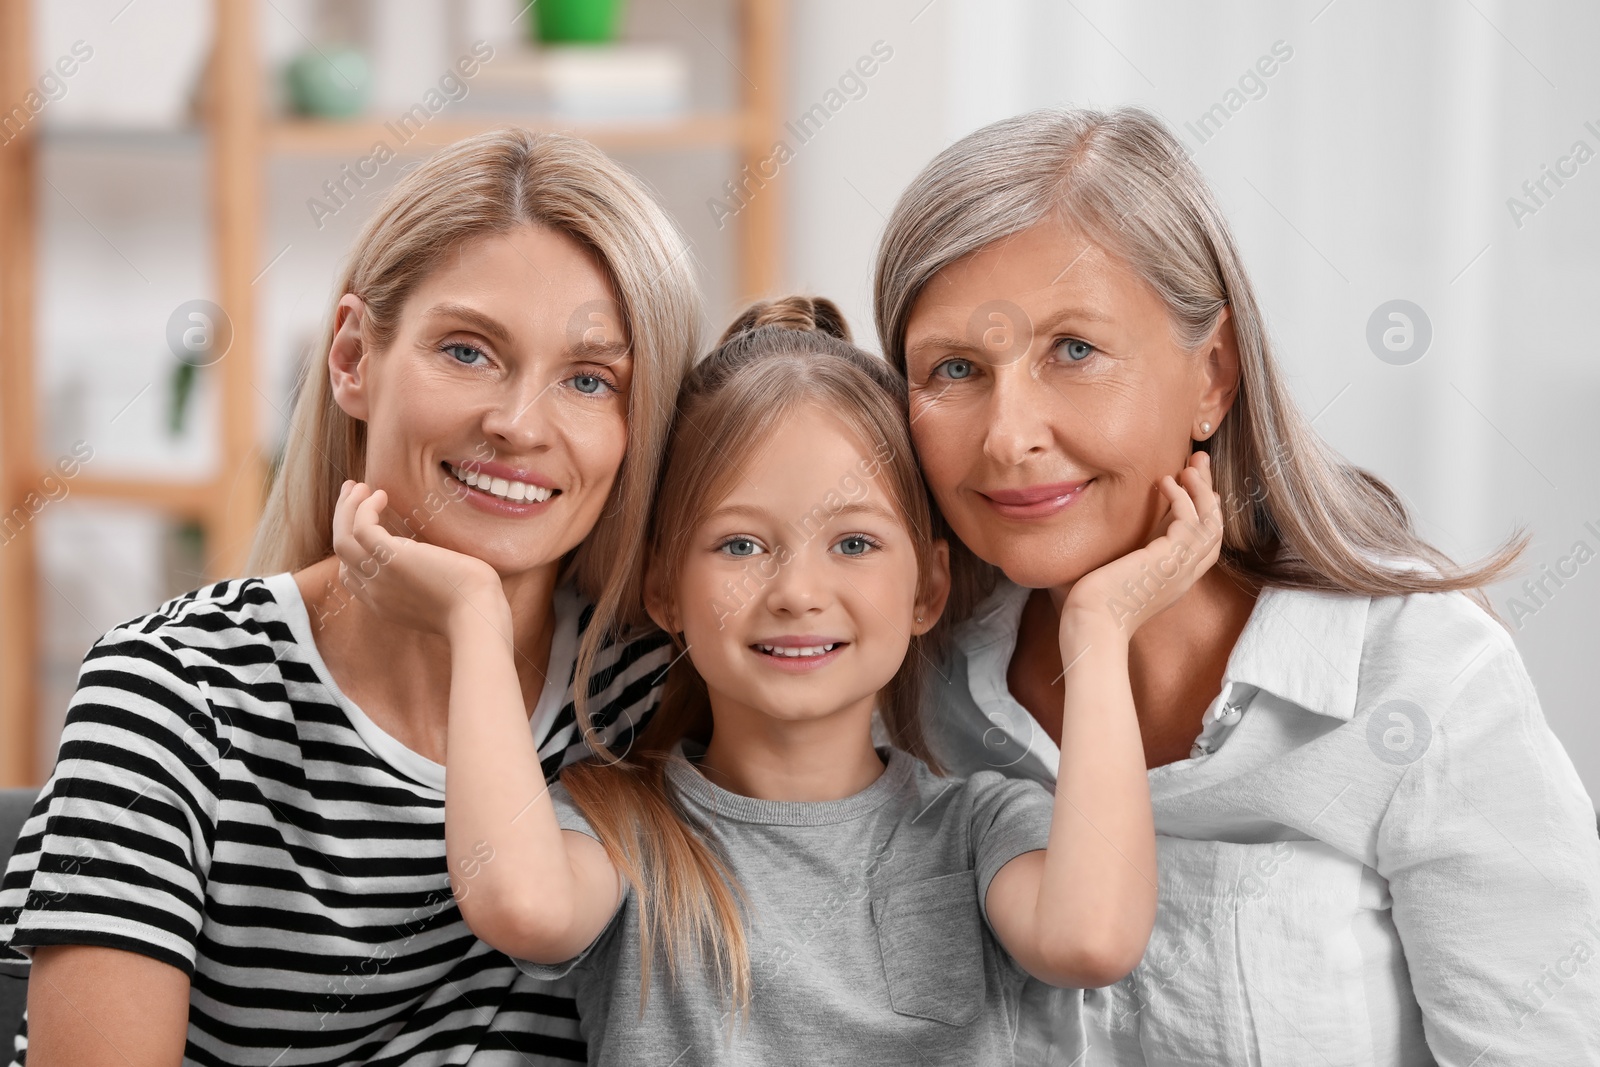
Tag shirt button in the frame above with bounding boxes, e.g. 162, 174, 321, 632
1219, 703, 1243, 726
1190, 740, 1211, 759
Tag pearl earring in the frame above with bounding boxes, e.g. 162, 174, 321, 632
1200, 421, 1212, 436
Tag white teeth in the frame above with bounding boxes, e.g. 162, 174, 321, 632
448, 464, 553, 503
756, 643, 839, 658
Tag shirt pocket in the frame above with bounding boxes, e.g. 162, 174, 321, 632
872, 869, 987, 1026
1087, 838, 1379, 1067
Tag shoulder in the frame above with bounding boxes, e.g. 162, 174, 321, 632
1357, 589, 1527, 717
65, 576, 294, 749
574, 595, 673, 671
1336, 588, 1553, 805
958, 766, 1053, 803
544, 779, 600, 839
896, 755, 1052, 825
958, 766, 1054, 831
98, 575, 293, 658
570, 588, 673, 714
1312, 554, 1519, 691
1362, 587, 1513, 672
1243, 582, 1523, 727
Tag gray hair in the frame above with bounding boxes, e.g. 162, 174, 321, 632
875, 106, 1522, 620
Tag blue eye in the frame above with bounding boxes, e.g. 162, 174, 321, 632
444, 343, 487, 366
935, 358, 974, 380
572, 373, 609, 395
834, 535, 875, 557
1056, 338, 1095, 362
720, 537, 762, 558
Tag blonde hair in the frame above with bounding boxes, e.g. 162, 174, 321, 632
874, 106, 1523, 620
561, 296, 943, 1023
249, 127, 701, 690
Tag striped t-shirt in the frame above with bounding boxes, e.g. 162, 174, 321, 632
0, 573, 671, 1065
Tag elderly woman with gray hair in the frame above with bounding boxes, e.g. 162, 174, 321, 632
875, 106, 1600, 1065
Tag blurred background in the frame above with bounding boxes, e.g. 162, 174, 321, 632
0, 0, 1595, 798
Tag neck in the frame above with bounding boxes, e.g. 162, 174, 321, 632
1036, 566, 1260, 765
1045, 566, 1254, 670
295, 555, 562, 744
696, 693, 886, 803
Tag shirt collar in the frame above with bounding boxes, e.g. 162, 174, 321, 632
1222, 584, 1368, 722
957, 577, 1369, 723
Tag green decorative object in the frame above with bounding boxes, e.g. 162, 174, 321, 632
285, 47, 370, 119
168, 359, 196, 436
534, 0, 625, 43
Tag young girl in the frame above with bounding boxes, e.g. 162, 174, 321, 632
330, 298, 1224, 1064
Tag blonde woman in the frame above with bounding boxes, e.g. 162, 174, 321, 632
0, 129, 699, 1066
875, 107, 1600, 1066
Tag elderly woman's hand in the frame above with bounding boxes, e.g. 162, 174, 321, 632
331, 479, 508, 638
1061, 451, 1224, 646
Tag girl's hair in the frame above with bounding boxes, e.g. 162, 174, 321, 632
561, 296, 942, 1021
248, 127, 701, 700
873, 105, 1524, 622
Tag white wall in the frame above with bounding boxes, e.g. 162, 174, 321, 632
782, 0, 1600, 795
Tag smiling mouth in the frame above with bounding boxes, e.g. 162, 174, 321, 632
983, 479, 1092, 507
752, 642, 846, 659
443, 462, 559, 504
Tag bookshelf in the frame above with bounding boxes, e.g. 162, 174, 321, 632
0, 0, 786, 786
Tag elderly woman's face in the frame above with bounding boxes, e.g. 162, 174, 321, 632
332, 224, 630, 578
903, 217, 1227, 591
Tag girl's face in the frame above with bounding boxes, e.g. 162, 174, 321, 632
654, 404, 945, 730
330, 224, 631, 579
901, 216, 1237, 591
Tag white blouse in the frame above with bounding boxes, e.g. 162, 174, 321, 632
922, 577, 1600, 1066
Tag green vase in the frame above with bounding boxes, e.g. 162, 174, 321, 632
285, 47, 370, 119
534, 0, 625, 43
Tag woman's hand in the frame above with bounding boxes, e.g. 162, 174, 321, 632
331, 480, 508, 638
988, 455, 1220, 990
990, 461, 1222, 988
1064, 451, 1224, 646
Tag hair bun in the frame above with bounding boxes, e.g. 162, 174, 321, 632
717, 296, 852, 345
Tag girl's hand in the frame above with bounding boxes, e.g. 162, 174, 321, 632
1064, 451, 1224, 645
331, 480, 507, 637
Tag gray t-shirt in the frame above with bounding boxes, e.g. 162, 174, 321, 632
515, 744, 1057, 1066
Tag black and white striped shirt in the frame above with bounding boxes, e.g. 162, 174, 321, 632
0, 574, 670, 1065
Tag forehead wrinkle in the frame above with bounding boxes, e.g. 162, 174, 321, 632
906, 299, 1114, 364
421, 302, 513, 347
569, 339, 632, 366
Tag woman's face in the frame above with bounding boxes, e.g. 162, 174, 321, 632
330, 224, 631, 579
902, 216, 1236, 591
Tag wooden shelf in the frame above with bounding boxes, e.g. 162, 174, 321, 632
41, 112, 755, 156
269, 111, 752, 156
59, 475, 212, 520
38, 124, 207, 152
0, 0, 787, 787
